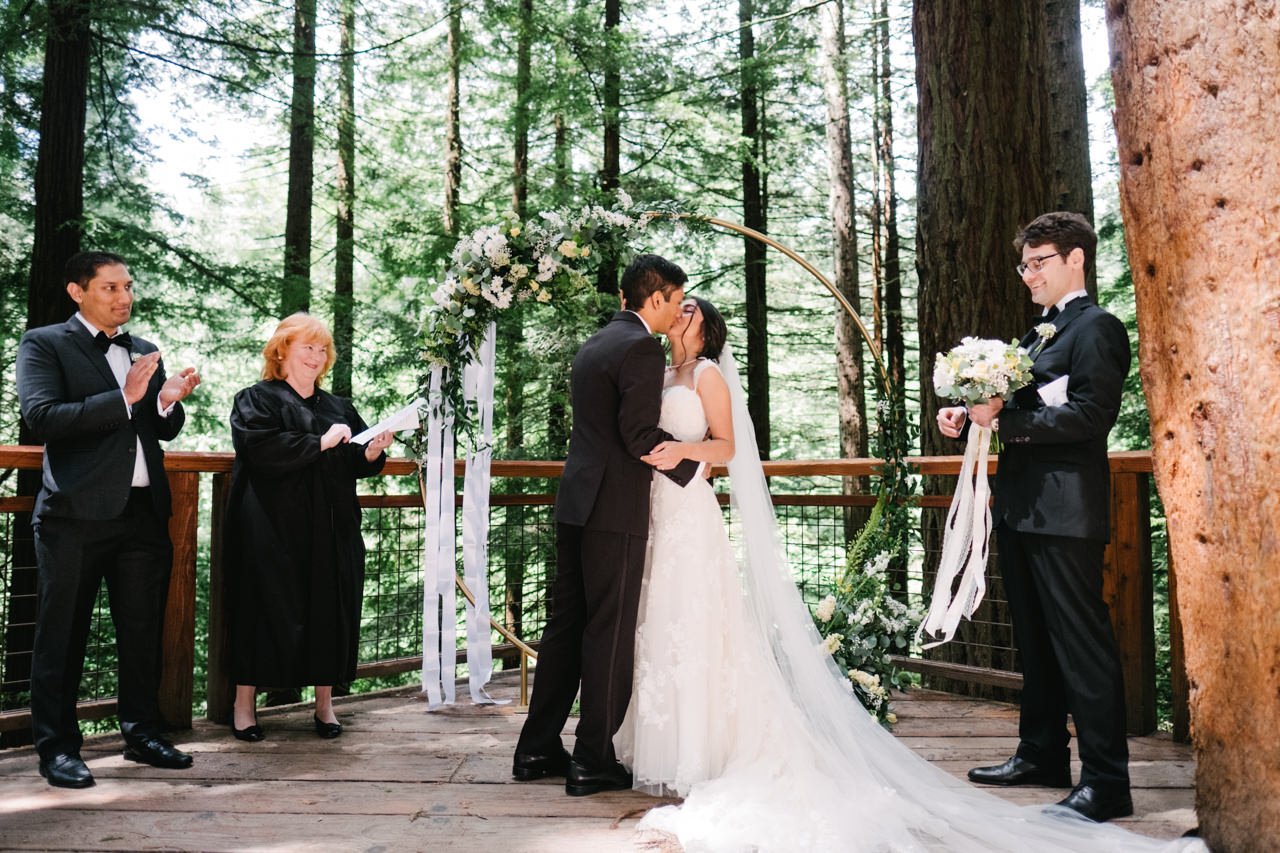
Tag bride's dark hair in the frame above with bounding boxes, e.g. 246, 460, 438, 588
691, 297, 727, 361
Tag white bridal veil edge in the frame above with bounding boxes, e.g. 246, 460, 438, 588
644, 341, 1205, 853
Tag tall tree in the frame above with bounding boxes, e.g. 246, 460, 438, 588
913, 0, 1058, 688
282, 0, 317, 316
25, 0, 91, 337
914, 1, 1056, 456
819, 0, 867, 536
1044, 0, 1096, 297
1109, 1, 1280, 846
595, 0, 622, 296
872, 0, 904, 402
442, 0, 462, 240
740, 0, 770, 457
332, 0, 356, 398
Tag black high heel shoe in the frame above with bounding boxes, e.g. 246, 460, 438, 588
313, 714, 342, 739
231, 717, 264, 742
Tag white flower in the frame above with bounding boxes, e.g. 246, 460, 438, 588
558, 240, 581, 258
886, 712, 898, 725
864, 552, 891, 576
1035, 323, 1057, 341
822, 633, 844, 655
536, 289, 552, 303
536, 255, 558, 282
815, 595, 837, 623
617, 188, 633, 209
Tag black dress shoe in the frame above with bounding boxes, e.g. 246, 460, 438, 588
39, 753, 95, 788
1054, 784, 1134, 822
231, 722, 264, 742
968, 756, 1071, 787
314, 714, 342, 739
565, 759, 632, 797
123, 736, 194, 769
513, 745, 572, 781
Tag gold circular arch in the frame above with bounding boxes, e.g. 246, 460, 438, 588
440, 215, 885, 700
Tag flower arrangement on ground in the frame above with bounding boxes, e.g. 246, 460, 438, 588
813, 498, 922, 726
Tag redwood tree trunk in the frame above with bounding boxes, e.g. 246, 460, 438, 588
913, 0, 1056, 689
1044, 0, 1096, 297
819, 0, 867, 538
25, 0, 90, 336
1108, 1, 1280, 846
595, 0, 621, 295
282, 0, 317, 316
443, 1, 462, 239
740, 0, 769, 458
332, 0, 356, 399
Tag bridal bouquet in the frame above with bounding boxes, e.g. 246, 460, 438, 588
919, 337, 1033, 649
932, 337, 1033, 406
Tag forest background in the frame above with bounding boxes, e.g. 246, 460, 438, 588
0, 0, 1170, 711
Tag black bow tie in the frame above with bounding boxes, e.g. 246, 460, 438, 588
94, 331, 133, 353
1040, 306, 1060, 323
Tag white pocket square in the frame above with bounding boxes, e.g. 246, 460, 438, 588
1037, 375, 1069, 407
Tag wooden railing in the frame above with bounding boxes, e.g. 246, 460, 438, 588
0, 447, 1186, 741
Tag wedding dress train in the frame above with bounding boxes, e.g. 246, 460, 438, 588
614, 349, 1203, 853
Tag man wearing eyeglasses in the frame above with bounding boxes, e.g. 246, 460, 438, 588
937, 211, 1134, 823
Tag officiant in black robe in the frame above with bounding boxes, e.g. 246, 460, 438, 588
224, 314, 391, 741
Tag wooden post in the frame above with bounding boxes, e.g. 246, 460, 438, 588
206, 472, 233, 725
159, 470, 199, 729
1103, 470, 1156, 735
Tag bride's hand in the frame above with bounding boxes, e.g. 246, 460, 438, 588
642, 441, 686, 471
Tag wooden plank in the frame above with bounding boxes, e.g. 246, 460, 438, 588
0, 811, 653, 852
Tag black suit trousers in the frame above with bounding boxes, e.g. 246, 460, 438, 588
517, 522, 648, 769
997, 523, 1130, 791
30, 489, 173, 759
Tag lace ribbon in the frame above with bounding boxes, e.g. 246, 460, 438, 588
918, 424, 993, 649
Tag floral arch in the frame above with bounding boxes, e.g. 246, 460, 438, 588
414, 196, 908, 708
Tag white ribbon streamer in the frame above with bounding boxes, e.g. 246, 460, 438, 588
918, 424, 993, 649
461, 323, 504, 705
421, 366, 457, 707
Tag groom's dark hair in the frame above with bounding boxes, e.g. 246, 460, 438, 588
621, 254, 687, 310
1014, 211, 1097, 274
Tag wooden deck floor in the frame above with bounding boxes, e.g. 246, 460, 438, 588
0, 672, 1198, 851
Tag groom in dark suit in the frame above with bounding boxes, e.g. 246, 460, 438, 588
513, 254, 700, 796
16, 251, 201, 788
938, 212, 1134, 822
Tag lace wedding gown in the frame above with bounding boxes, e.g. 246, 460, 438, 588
614, 353, 1203, 853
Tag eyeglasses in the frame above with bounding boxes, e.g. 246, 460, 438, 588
1016, 252, 1067, 276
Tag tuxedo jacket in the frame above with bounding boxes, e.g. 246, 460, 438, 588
16, 317, 184, 523
993, 298, 1130, 542
556, 311, 698, 536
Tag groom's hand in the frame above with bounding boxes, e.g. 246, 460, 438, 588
937, 406, 968, 438
642, 440, 685, 471
967, 397, 1004, 429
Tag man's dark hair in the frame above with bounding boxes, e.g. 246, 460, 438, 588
690, 297, 727, 362
1014, 212, 1097, 273
65, 251, 129, 289
620, 254, 687, 309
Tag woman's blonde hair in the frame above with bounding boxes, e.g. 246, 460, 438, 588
261, 313, 337, 384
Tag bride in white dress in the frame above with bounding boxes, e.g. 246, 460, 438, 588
613, 297, 1204, 852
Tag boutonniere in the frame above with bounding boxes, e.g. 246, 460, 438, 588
1031, 323, 1057, 356
129, 350, 142, 364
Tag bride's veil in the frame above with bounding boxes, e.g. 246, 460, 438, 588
710, 341, 1200, 852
